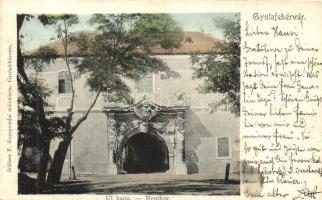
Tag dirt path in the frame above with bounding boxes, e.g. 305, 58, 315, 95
46, 173, 240, 195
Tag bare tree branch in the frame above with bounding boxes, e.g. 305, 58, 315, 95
61, 19, 75, 126
70, 86, 102, 134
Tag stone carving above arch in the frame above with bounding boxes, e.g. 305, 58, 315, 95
104, 96, 189, 116
151, 122, 166, 134
104, 97, 189, 174
133, 99, 160, 121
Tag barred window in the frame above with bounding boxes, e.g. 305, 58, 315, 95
58, 71, 72, 94
217, 137, 230, 157
135, 74, 153, 93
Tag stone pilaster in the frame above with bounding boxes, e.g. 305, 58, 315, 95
107, 113, 117, 174
174, 112, 187, 174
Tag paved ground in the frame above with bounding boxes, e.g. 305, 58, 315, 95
45, 173, 240, 195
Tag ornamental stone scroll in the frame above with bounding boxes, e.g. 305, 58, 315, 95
107, 113, 117, 152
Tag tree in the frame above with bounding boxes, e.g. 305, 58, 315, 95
76, 14, 182, 94
17, 15, 63, 193
33, 14, 89, 186
190, 15, 240, 116
44, 14, 183, 185
18, 14, 80, 192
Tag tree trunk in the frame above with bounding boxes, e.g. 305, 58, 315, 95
35, 139, 50, 193
17, 15, 54, 193
46, 138, 71, 186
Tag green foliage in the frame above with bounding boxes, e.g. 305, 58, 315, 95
75, 14, 183, 102
18, 110, 66, 147
19, 46, 58, 108
17, 14, 75, 192
191, 14, 240, 116
38, 14, 79, 26
18, 110, 40, 147
131, 14, 183, 50
18, 47, 65, 148
19, 14, 81, 145
18, 15, 69, 148
38, 14, 79, 41
24, 46, 57, 72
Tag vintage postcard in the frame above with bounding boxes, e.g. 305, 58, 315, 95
0, 0, 321, 200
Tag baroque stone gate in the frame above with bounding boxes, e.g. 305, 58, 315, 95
104, 98, 189, 174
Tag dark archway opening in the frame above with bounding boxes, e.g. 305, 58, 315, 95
123, 132, 169, 174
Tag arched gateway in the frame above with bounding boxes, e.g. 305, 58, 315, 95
104, 98, 188, 174
120, 132, 169, 173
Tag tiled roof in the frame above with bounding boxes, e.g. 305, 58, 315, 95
24, 31, 224, 57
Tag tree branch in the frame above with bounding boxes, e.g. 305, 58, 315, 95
61, 19, 75, 125
17, 77, 36, 109
70, 86, 102, 135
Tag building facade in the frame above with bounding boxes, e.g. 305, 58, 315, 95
26, 32, 240, 176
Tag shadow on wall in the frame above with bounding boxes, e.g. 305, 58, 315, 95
184, 111, 212, 174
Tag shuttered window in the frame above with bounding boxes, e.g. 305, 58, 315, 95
58, 71, 72, 94
217, 137, 230, 157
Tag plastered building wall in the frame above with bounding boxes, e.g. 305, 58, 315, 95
39, 55, 239, 175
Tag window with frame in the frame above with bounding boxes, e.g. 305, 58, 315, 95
135, 73, 153, 93
217, 137, 230, 158
58, 71, 72, 94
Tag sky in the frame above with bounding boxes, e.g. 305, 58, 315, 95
20, 13, 238, 51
